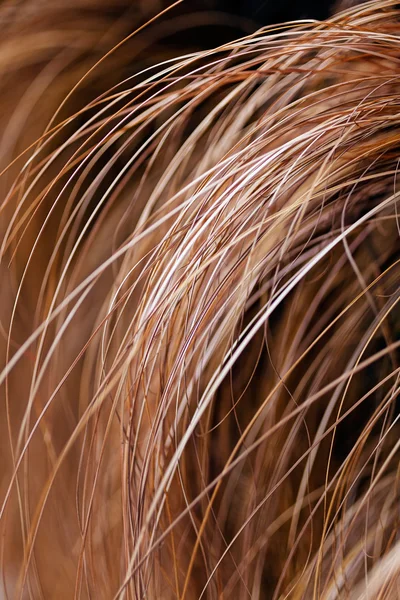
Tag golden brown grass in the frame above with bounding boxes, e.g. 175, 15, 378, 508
1, 0, 400, 598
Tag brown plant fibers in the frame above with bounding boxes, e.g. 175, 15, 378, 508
1, 0, 400, 598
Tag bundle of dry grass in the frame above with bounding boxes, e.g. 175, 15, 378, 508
1, 0, 400, 598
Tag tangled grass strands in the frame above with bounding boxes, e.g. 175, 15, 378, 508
1, 0, 400, 598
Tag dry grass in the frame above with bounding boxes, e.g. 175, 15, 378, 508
0, 0, 400, 598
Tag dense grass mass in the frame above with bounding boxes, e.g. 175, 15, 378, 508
0, 1, 400, 598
